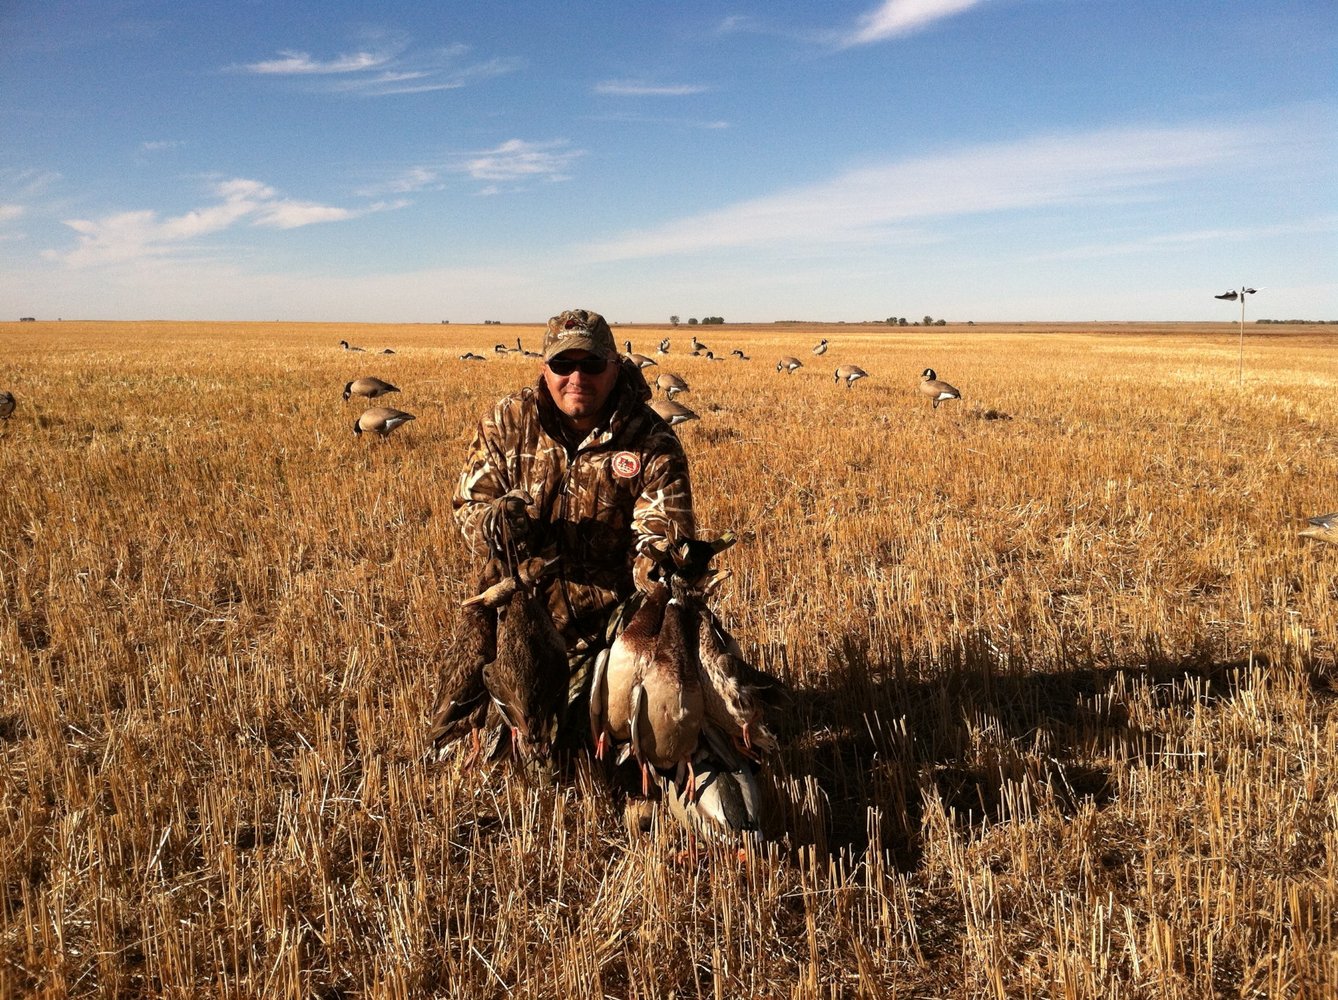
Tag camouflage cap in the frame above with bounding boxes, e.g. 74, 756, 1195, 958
542, 309, 616, 362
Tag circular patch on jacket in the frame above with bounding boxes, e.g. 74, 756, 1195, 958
612, 451, 641, 478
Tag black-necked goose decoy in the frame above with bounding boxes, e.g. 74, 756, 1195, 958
655, 373, 689, 400
624, 340, 657, 369
812, 338, 828, 356
354, 406, 415, 438
730, 349, 750, 360
339, 340, 365, 352
1299, 513, 1338, 545
834, 364, 868, 388
650, 399, 699, 427
919, 368, 961, 408
343, 376, 400, 401
460, 352, 486, 361
776, 356, 802, 374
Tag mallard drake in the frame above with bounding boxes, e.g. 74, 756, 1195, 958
777, 357, 802, 374
1300, 513, 1338, 545
343, 376, 400, 401
834, 364, 868, 388
920, 368, 961, 408
591, 585, 670, 763
627, 575, 705, 796
354, 406, 415, 438
698, 601, 780, 758
661, 725, 766, 840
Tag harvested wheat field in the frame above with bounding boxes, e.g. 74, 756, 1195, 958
2, 319, 1335, 999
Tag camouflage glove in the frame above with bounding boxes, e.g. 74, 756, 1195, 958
486, 489, 536, 550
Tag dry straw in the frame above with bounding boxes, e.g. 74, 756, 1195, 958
1, 319, 1334, 998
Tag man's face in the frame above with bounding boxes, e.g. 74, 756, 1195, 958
542, 350, 619, 430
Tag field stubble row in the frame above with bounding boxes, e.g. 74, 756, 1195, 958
1, 320, 1335, 998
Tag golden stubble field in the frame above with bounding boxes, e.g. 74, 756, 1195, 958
1, 319, 1335, 999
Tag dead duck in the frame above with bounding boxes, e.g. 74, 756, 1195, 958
628, 574, 706, 796
339, 340, 365, 352
661, 726, 766, 840
591, 584, 670, 763
470, 557, 568, 765
777, 357, 802, 374
812, 338, 829, 356
0, 391, 14, 420
650, 398, 699, 426
1299, 513, 1338, 545
623, 340, 658, 369
920, 368, 961, 408
353, 406, 415, 438
343, 376, 400, 401
655, 373, 690, 399
835, 364, 868, 388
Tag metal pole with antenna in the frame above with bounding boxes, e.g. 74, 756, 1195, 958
1215, 287, 1257, 385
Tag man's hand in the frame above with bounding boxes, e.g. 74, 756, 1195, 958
488, 489, 536, 549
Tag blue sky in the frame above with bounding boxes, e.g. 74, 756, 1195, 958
1, 1, 1334, 323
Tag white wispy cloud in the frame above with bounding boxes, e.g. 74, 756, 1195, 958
0, 204, 24, 224
593, 80, 710, 97
587, 122, 1279, 261
233, 35, 520, 96
1023, 216, 1338, 263
841, 0, 989, 46
140, 139, 185, 152
45, 178, 389, 267
459, 139, 584, 184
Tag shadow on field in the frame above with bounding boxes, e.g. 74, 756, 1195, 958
766, 632, 1274, 871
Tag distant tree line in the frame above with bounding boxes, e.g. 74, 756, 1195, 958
1255, 319, 1336, 324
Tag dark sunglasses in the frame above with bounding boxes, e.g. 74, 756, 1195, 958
547, 356, 610, 376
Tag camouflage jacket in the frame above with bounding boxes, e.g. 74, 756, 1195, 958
454, 360, 695, 649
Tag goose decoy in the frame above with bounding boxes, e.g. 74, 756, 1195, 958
1299, 513, 1338, 545
730, 349, 750, 360
702, 351, 724, 362
469, 557, 567, 765
812, 338, 828, 356
650, 399, 699, 427
624, 340, 658, 369
657, 338, 670, 354
0, 391, 14, 420
353, 406, 415, 438
494, 343, 510, 354
380, 348, 396, 354
834, 364, 868, 388
776, 357, 802, 374
655, 373, 690, 399
339, 340, 365, 352
690, 336, 709, 356
459, 352, 486, 361
342, 376, 400, 401
919, 368, 961, 408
